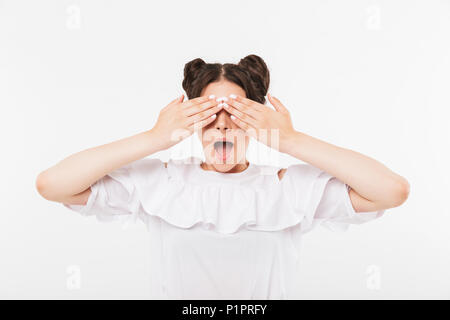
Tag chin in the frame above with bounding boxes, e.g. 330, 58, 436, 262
209, 162, 240, 173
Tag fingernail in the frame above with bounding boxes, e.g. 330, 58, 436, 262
229, 94, 237, 99
223, 103, 229, 108
230, 115, 236, 120
210, 114, 217, 119
209, 94, 215, 99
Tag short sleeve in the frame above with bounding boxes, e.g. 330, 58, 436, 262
63, 158, 167, 223
280, 163, 385, 234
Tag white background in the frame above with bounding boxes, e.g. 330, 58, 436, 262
1, 0, 449, 299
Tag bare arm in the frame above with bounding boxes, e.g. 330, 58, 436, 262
36, 94, 221, 205
224, 93, 410, 213
35, 129, 165, 205
280, 131, 410, 212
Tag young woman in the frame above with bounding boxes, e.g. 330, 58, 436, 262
36, 54, 410, 299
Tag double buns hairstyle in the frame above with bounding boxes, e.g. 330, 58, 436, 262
182, 54, 270, 105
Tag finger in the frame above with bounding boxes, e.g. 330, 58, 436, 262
162, 94, 184, 112
267, 93, 289, 113
229, 94, 253, 106
183, 99, 220, 117
229, 114, 256, 138
225, 99, 262, 120
181, 95, 214, 109
224, 105, 259, 128
189, 113, 217, 132
186, 103, 223, 126
166, 94, 185, 107
229, 94, 265, 111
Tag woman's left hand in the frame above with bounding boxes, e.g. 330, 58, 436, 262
224, 93, 297, 152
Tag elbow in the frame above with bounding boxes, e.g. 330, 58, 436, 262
389, 176, 410, 207
35, 171, 57, 201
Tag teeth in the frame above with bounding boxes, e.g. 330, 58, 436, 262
214, 141, 233, 149
214, 140, 233, 159
214, 141, 234, 154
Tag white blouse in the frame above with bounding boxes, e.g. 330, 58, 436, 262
64, 156, 385, 299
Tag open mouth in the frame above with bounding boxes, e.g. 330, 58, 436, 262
213, 140, 234, 162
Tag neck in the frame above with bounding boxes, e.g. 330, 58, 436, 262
201, 160, 250, 173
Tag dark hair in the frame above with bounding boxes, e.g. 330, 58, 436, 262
182, 54, 270, 104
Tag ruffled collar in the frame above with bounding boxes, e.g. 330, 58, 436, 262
123, 156, 329, 234
193, 159, 259, 180
69, 156, 380, 235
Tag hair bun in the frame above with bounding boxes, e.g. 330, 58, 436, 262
238, 54, 270, 98
182, 58, 206, 94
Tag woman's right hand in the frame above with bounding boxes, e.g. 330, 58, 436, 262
36, 94, 222, 203
150, 94, 222, 150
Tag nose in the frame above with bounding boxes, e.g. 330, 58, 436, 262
214, 110, 232, 132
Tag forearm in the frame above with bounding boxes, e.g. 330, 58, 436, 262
36, 128, 165, 201
282, 131, 410, 207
